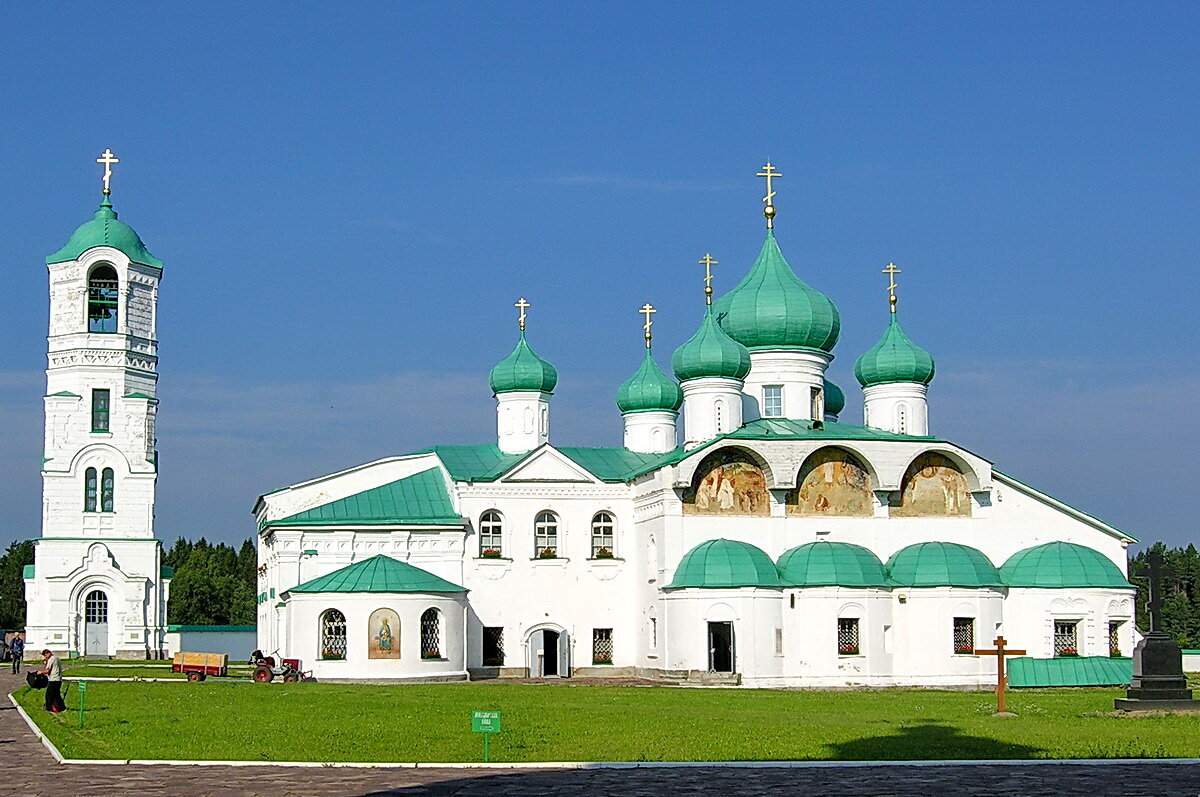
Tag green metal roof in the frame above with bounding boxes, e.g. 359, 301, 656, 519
124, 392, 154, 399
885, 541, 1003, 587
422, 445, 526, 482
167, 624, 256, 633
1008, 656, 1132, 688
712, 231, 840, 352
1000, 542, 1133, 589
667, 539, 784, 589
823, 378, 845, 416
160, 565, 174, 580
854, 313, 936, 387
46, 391, 80, 398
489, 332, 558, 394
671, 306, 752, 382
287, 554, 466, 594
47, 197, 164, 268
616, 350, 683, 413
777, 541, 890, 588
23, 565, 34, 579
264, 467, 462, 528
556, 446, 681, 482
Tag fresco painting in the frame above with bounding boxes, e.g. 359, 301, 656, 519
368, 608, 401, 659
893, 452, 971, 517
788, 447, 874, 517
683, 449, 770, 516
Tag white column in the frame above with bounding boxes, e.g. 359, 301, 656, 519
862, 382, 929, 435
622, 410, 678, 453
496, 391, 551, 453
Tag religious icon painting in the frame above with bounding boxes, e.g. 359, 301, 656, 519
368, 608, 401, 659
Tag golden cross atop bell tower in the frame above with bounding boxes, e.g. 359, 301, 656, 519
699, 253, 718, 305
96, 148, 119, 196
514, 297, 530, 331
883, 262, 901, 314
757, 161, 781, 229
640, 303, 656, 348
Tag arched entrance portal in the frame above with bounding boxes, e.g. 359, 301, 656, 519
84, 590, 109, 656
526, 626, 571, 678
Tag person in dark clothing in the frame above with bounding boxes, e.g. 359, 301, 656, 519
38, 649, 65, 712
9, 636, 24, 674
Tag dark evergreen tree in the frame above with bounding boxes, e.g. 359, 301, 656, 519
0, 541, 35, 630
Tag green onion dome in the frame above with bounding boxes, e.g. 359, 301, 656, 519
616, 350, 683, 414
824, 378, 845, 416
667, 539, 783, 589
1000, 542, 1133, 589
854, 315, 935, 387
47, 196, 163, 268
885, 541, 1002, 588
777, 541, 889, 587
671, 307, 752, 382
712, 231, 840, 351
489, 332, 558, 394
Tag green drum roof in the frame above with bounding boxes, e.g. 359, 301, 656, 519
777, 541, 890, 588
667, 539, 783, 589
885, 541, 1002, 587
824, 378, 845, 416
47, 197, 164, 268
489, 332, 558, 394
1000, 541, 1133, 589
671, 306, 752, 382
616, 350, 683, 413
287, 554, 466, 594
854, 314, 935, 387
1008, 656, 1131, 688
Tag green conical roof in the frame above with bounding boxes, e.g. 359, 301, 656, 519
777, 541, 890, 587
616, 350, 683, 414
712, 231, 840, 351
667, 539, 783, 589
886, 541, 1002, 587
671, 307, 752, 382
1000, 542, 1133, 589
489, 332, 558, 394
47, 196, 163, 268
824, 378, 845, 416
286, 554, 467, 594
854, 314, 935, 387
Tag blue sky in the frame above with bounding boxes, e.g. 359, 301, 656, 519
1, 3, 1197, 550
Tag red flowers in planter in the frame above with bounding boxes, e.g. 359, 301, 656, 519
480, 548, 503, 559
838, 645, 859, 655
537, 548, 557, 559
593, 547, 614, 559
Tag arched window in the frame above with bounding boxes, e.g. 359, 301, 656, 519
85, 590, 108, 624
87, 265, 119, 333
319, 609, 347, 660
421, 608, 441, 659
591, 512, 615, 558
535, 511, 558, 557
100, 467, 115, 512
479, 510, 503, 557
84, 468, 98, 512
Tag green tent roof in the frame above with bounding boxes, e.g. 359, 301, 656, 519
616, 350, 683, 413
671, 306, 752, 382
1007, 656, 1131, 688
1000, 542, 1133, 589
667, 539, 783, 589
489, 332, 558, 394
264, 467, 462, 527
885, 541, 1003, 587
854, 314, 935, 387
47, 197, 164, 268
777, 541, 890, 588
287, 554, 466, 594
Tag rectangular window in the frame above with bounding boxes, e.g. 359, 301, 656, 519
762, 385, 783, 418
649, 617, 657, 651
84, 468, 98, 512
1109, 621, 1122, 657
774, 627, 784, 656
810, 386, 824, 420
482, 627, 504, 666
592, 628, 613, 664
1054, 620, 1079, 656
838, 618, 860, 656
91, 389, 110, 432
953, 617, 975, 654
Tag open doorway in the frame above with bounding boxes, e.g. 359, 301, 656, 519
708, 621, 734, 673
527, 627, 570, 677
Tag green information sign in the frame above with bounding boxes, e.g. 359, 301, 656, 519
77, 680, 88, 728
471, 710, 501, 761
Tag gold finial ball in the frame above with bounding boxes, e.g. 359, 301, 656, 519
764, 204, 776, 219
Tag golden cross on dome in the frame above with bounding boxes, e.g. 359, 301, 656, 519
640, 303, 657, 348
756, 161, 782, 228
514, 297, 530, 331
699, 253, 718, 305
883, 262, 901, 313
96, 148, 119, 196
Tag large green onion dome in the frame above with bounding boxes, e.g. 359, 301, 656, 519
854, 314, 935, 387
489, 332, 558, 394
616, 350, 683, 414
1000, 542, 1133, 589
824, 378, 846, 416
712, 232, 840, 352
668, 539, 784, 589
777, 541, 890, 587
671, 307, 752, 382
885, 541, 1002, 588
47, 196, 163, 268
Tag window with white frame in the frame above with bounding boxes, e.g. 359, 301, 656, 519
763, 385, 783, 418
838, 617, 860, 655
319, 609, 347, 660
591, 511, 614, 558
479, 510, 503, 557
534, 511, 558, 557
1054, 620, 1079, 656
953, 617, 975, 654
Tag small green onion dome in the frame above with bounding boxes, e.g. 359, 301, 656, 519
777, 541, 889, 587
854, 315, 935, 387
824, 378, 845, 416
1000, 542, 1133, 589
489, 332, 558, 394
616, 350, 683, 414
47, 196, 163, 268
885, 541, 1002, 588
712, 231, 840, 352
667, 539, 784, 589
671, 307, 752, 382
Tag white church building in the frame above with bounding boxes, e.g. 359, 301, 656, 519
252, 166, 1138, 686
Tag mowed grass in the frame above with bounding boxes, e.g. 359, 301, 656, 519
12, 681, 1200, 763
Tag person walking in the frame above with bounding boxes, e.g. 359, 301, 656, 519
38, 649, 65, 712
9, 635, 23, 674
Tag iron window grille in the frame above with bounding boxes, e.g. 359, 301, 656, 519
421, 608, 441, 659
479, 510, 503, 557
85, 590, 108, 623
953, 617, 975, 654
591, 512, 614, 558
92, 389, 110, 432
87, 266, 119, 333
100, 467, 115, 513
592, 628, 613, 664
320, 609, 347, 660
762, 385, 783, 418
534, 511, 558, 557
482, 627, 504, 666
84, 468, 98, 512
1054, 620, 1079, 657
1109, 621, 1122, 657
838, 617, 860, 656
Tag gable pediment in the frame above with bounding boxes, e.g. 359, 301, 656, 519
499, 447, 599, 484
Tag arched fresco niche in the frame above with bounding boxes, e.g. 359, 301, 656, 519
368, 608, 400, 659
682, 448, 770, 516
786, 447, 873, 517
892, 452, 971, 517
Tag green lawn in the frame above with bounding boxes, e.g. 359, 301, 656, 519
11, 682, 1200, 763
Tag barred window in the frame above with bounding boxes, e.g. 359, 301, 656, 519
591, 512, 614, 558
1054, 620, 1079, 656
535, 511, 558, 557
87, 265, 119, 333
763, 385, 783, 418
84, 467, 98, 512
953, 617, 975, 654
421, 608, 441, 659
483, 626, 504, 666
592, 628, 613, 664
1109, 621, 1122, 657
100, 467, 115, 513
85, 590, 108, 623
838, 617, 860, 656
479, 510, 503, 557
319, 609, 347, 660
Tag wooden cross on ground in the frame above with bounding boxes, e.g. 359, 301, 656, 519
974, 635, 1026, 714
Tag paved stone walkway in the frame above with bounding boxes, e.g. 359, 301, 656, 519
5, 670, 1200, 795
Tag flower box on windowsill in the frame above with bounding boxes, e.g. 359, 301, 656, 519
475, 554, 512, 561
1110, 649, 1123, 658
421, 653, 446, 661
320, 654, 345, 661
480, 549, 504, 559
592, 659, 613, 666
592, 547, 615, 559
838, 646, 860, 656
536, 548, 558, 560
1056, 649, 1079, 657
954, 647, 975, 655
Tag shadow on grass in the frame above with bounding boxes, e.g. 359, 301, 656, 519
826, 722, 1043, 761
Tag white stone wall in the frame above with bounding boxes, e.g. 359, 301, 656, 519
622, 410, 677, 454
862, 382, 930, 435
741, 349, 831, 422
495, 391, 551, 454
680, 377, 744, 448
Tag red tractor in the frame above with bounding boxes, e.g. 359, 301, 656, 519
249, 650, 309, 683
